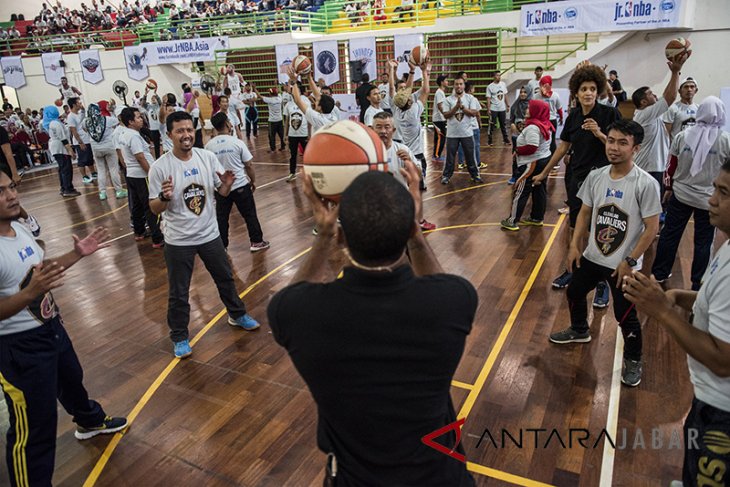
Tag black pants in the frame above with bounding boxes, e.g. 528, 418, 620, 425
163, 237, 247, 342
683, 397, 730, 486
245, 107, 259, 137
549, 119, 558, 154
0, 316, 106, 487
215, 184, 264, 247
487, 110, 508, 144
268, 121, 285, 151
567, 257, 642, 360
126, 176, 163, 244
415, 153, 427, 190
567, 173, 586, 228
150, 129, 161, 159
433, 121, 447, 158
289, 136, 308, 174
506, 156, 549, 225
652, 194, 715, 291
53, 153, 75, 193
444, 137, 478, 179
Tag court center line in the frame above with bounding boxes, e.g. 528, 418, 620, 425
82, 247, 312, 487
467, 462, 555, 487
599, 332, 625, 487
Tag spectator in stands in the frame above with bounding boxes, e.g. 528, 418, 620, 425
8, 26, 20, 39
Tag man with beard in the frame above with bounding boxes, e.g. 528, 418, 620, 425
440, 77, 482, 185
663, 77, 699, 142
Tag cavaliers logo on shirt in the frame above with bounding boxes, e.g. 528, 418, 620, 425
594, 204, 628, 255
454, 109, 464, 122
20, 268, 59, 323
183, 183, 206, 216
290, 112, 303, 130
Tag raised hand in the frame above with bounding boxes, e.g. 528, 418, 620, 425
161, 175, 174, 199
302, 173, 339, 238
73, 226, 111, 257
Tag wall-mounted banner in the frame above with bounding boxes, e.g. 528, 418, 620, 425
275, 43, 299, 84
393, 33, 424, 82
520, 0, 683, 36
41, 52, 65, 86
348, 37, 377, 82
141, 36, 230, 65
313, 40, 340, 86
79, 49, 103, 84
123, 46, 149, 81
0, 56, 26, 89
333, 94, 359, 121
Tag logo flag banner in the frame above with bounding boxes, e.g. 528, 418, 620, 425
123, 46, 149, 81
0, 56, 26, 89
393, 33, 424, 82
313, 40, 340, 86
79, 49, 103, 84
41, 52, 65, 86
348, 37, 377, 82
275, 44, 299, 84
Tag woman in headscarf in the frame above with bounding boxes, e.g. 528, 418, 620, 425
44, 105, 79, 197
653, 95, 730, 291
501, 99, 554, 231
86, 100, 126, 201
508, 86, 530, 185
535, 75, 564, 153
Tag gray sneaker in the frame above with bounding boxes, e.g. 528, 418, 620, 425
549, 327, 591, 344
622, 359, 642, 387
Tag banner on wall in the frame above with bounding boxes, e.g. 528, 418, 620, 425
41, 52, 65, 86
140, 36, 230, 65
393, 33, 424, 82
79, 49, 104, 84
348, 37, 377, 82
313, 40, 340, 86
123, 46, 149, 81
333, 94, 359, 121
519, 0, 683, 36
0, 56, 26, 89
275, 43, 299, 84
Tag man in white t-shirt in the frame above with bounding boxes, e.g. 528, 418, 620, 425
283, 92, 309, 181
624, 160, 730, 486
431, 74, 448, 163
259, 85, 285, 152
662, 76, 699, 141
441, 77, 482, 185
58, 76, 82, 101
223, 65, 244, 96
363, 86, 383, 127
67, 97, 98, 184
217, 94, 244, 141
525, 66, 543, 100
377, 71, 391, 114
206, 111, 269, 252
287, 68, 338, 134
549, 120, 661, 388
486, 72, 510, 146
118, 107, 164, 247
148, 111, 261, 359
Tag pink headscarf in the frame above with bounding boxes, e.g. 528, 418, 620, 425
539, 75, 553, 98
525, 99, 554, 141
685, 96, 726, 176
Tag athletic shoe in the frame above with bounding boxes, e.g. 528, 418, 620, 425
520, 218, 543, 227
23, 214, 41, 237
134, 234, 146, 241
552, 270, 572, 289
549, 327, 591, 344
75, 416, 128, 440
82, 176, 93, 184
654, 273, 673, 284
557, 206, 570, 214
472, 176, 483, 184
441, 177, 449, 185
173, 340, 192, 358
152, 241, 165, 249
507, 177, 516, 185
478, 162, 488, 169
621, 359, 642, 387
250, 240, 270, 252
99, 190, 107, 201
669, 481, 683, 487
419, 219, 436, 231
457, 163, 465, 169
312, 227, 318, 236
91, 172, 98, 180
437, 156, 445, 163
500, 219, 519, 231
593, 281, 610, 309
115, 189, 128, 198
63, 190, 82, 197
286, 173, 297, 182
228, 313, 260, 331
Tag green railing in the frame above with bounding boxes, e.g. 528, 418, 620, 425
500, 33, 590, 73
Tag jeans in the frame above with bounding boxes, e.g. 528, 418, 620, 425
164, 237, 247, 342
458, 128, 481, 165
443, 137, 478, 180
215, 184, 264, 247
54, 153, 75, 193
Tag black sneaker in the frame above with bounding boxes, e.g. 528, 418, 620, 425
75, 416, 128, 440
552, 270, 572, 289
621, 359, 642, 387
549, 327, 591, 344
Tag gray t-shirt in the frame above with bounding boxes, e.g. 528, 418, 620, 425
633, 98, 670, 173
262, 95, 283, 122
0, 222, 59, 336
385, 141, 414, 188
486, 81, 508, 112
119, 129, 154, 178
670, 131, 730, 210
689, 241, 730, 411
67, 110, 91, 145
377, 83, 391, 110
392, 93, 424, 155
432, 88, 446, 123
148, 148, 225, 246
305, 107, 338, 133
662, 101, 698, 138
204, 134, 253, 190
578, 165, 662, 270
526, 79, 540, 100
444, 94, 479, 139
283, 101, 308, 138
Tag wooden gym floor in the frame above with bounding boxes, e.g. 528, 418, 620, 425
0, 128, 705, 486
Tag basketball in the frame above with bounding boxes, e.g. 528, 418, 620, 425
303, 120, 387, 202
665, 37, 691, 60
292, 55, 312, 76
146, 79, 158, 91
54, 98, 63, 107
410, 45, 428, 66
219, 66, 227, 75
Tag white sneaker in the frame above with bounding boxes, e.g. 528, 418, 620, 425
22, 214, 41, 237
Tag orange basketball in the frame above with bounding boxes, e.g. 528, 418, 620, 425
665, 37, 691, 60
303, 120, 387, 202
293, 55, 312, 76
146, 79, 158, 91
54, 98, 63, 107
219, 66, 227, 75
410, 45, 428, 66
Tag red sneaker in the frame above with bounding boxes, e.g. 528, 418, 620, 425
419, 219, 436, 231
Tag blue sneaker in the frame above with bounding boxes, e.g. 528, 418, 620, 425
593, 281, 610, 309
229, 313, 260, 331
173, 340, 192, 358
552, 270, 572, 289
507, 177, 516, 185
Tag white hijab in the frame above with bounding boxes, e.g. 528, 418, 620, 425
685, 96, 726, 176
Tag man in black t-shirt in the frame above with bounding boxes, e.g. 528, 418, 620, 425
268, 162, 477, 486
354, 73, 373, 123
609, 70, 626, 103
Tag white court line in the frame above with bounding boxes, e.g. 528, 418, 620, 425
256, 174, 290, 188
107, 231, 134, 244
599, 332, 625, 487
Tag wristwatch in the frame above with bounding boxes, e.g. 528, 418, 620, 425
624, 256, 637, 267
158, 191, 170, 202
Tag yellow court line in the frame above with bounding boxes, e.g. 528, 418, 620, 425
458, 213, 566, 420
451, 380, 474, 391
82, 247, 312, 487
467, 462, 555, 487
27, 189, 102, 211
53, 204, 130, 233
424, 181, 505, 201
425, 222, 556, 234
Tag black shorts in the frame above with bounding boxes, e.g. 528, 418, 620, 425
74, 144, 95, 168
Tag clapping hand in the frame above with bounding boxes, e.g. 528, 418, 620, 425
73, 226, 111, 257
